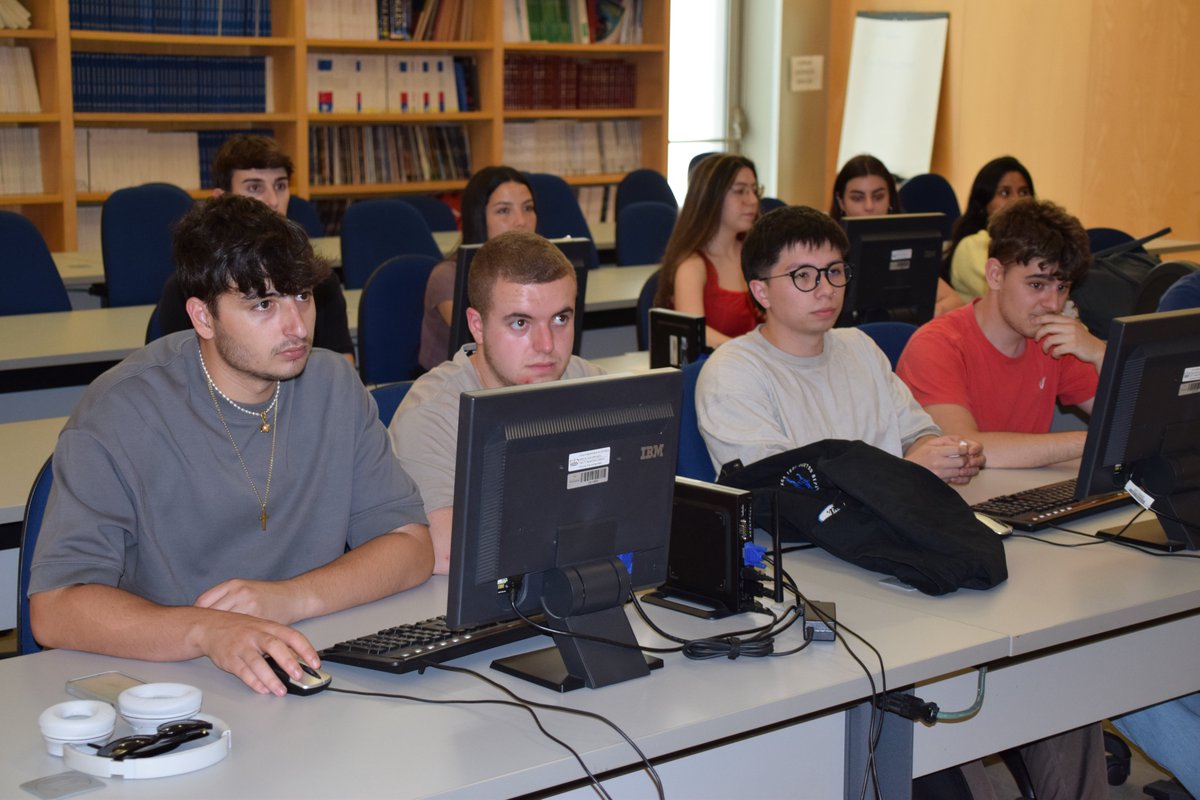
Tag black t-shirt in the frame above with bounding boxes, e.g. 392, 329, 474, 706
154, 272, 354, 355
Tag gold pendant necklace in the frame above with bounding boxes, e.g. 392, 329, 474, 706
199, 346, 278, 531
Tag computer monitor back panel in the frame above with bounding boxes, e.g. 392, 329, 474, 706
447, 238, 592, 360
838, 213, 944, 327
447, 370, 682, 630
649, 308, 706, 368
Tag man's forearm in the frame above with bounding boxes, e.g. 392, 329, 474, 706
970, 430, 1086, 469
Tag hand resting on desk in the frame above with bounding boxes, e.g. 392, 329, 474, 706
905, 434, 985, 485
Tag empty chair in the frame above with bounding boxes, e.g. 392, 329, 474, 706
1135, 260, 1199, 314
616, 168, 677, 218
358, 254, 440, 384
858, 321, 918, 370
1087, 227, 1143, 256
898, 174, 961, 240
369, 380, 415, 426
636, 269, 661, 351
18, 456, 53, 654
340, 199, 442, 289
399, 195, 458, 232
286, 195, 325, 238
101, 183, 194, 306
524, 172, 599, 269
617, 201, 676, 267
678, 357, 715, 481
0, 211, 72, 315
759, 196, 786, 213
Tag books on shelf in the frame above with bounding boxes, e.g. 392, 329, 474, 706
503, 0, 641, 44
0, 45, 41, 112
76, 205, 102, 252
504, 55, 635, 110
307, 0, 469, 41
503, 119, 640, 176
68, 0, 272, 35
71, 53, 272, 113
75, 128, 201, 192
0, 127, 43, 194
0, 0, 32, 30
308, 123, 471, 186
306, 53, 476, 114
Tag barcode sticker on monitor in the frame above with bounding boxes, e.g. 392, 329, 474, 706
568, 467, 609, 489
1183, 366, 1200, 382
1181, 381, 1200, 397
568, 447, 610, 472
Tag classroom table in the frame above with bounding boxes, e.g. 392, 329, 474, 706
1, 464, 1197, 797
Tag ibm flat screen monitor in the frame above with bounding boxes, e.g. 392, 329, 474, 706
446, 369, 682, 692
1077, 308, 1200, 550
446, 237, 592, 361
838, 212, 944, 327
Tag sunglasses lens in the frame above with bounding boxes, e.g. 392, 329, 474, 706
157, 719, 213, 736
95, 734, 157, 758
121, 728, 210, 760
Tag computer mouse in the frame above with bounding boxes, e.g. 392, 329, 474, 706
263, 655, 332, 696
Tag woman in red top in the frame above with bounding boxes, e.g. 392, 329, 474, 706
654, 154, 761, 346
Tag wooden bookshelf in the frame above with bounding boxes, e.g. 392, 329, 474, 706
1, 0, 669, 250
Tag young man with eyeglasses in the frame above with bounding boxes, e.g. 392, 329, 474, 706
896, 199, 1103, 468
29, 196, 433, 696
695, 204, 985, 484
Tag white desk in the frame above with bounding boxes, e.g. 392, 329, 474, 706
0, 417, 65, 526
1146, 238, 1200, 256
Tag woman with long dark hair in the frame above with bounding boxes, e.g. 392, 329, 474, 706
946, 156, 1035, 299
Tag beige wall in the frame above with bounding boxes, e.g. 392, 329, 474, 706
822, 0, 1200, 241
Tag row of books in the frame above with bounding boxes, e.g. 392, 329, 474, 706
71, 53, 272, 113
503, 0, 642, 44
0, 46, 40, 113
69, 0, 271, 35
576, 184, 614, 231
308, 54, 478, 114
504, 55, 635, 110
503, 119, 641, 176
308, 124, 471, 186
0, 127, 43, 194
73, 128, 272, 192
306, 0, 469, 42
0, 0, 30, 29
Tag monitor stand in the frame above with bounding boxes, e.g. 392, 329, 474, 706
492, 648, 663, 693
1096, 518, 1187, 552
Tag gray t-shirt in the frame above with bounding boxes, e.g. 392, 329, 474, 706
388, 348, 605, 513
29, 331, 426, 607
696, 327, 941, 471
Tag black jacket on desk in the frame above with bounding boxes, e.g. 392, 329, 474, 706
719, 439, 1008, 596
153, 271, 355, 355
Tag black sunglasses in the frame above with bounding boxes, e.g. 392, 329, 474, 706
90, 718, 213, 761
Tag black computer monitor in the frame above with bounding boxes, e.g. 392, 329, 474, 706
446, 369, 682, 691
648, 308, 706, 369
838, 213, 944, 327
1077, 308, 1200, 550
446, 237, 592, 361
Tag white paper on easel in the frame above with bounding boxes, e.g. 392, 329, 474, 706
837, 12, 948, 180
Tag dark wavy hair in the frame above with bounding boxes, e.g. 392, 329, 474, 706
945, 156, 1035, 273
173, 194, 329, 312
742, 206, 849, 312
987, 198, 1091, 285
210, 134, 293, 192
829, 154, 901, 220
460, 165, 536, 245
654, 153, 757, 308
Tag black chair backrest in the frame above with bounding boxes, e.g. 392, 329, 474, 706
617, 201, 676, 267
358, 254, 440, 383
340, 199, 442, 289
0, 211, 72, 315
101, 183, 194, 307
18, 456, 53, 654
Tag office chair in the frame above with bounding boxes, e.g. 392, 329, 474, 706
286, 195, 325, 238
898, 174, 961, 240
635, 269, 661, 351
18, 456, 53, 654
688, 151, 720, 178
369, 380, 415, 427
524, 172, 600, 269
1137, 260, 1198, 314
340, 199, 442, 289
398, 196, 458, 232
678, 357, 715, 481
101, 183, 194, 307
759, 197, 786, 213
616, 201, 676, 267
1087, 227, 1144, 256
358, 254, 440, 384
0, 211, 72, 315
857, 321, 918, 370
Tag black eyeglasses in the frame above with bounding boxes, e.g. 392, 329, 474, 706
757, 262, 852, 292
90, 718, 213, 761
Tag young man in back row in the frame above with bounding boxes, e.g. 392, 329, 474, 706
695, 205, 1107, 798
389, 230, 604, 573
896, 198, 1104, 467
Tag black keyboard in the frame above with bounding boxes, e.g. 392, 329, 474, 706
971, 478, 1133, 531
320, 615, 542, 674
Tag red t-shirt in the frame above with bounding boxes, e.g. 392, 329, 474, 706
896, 301, 1098, 433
